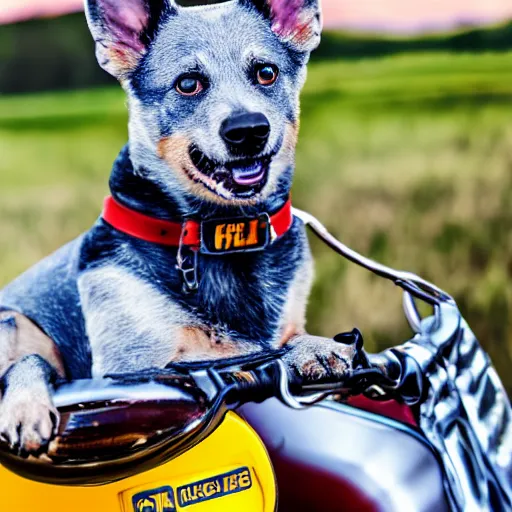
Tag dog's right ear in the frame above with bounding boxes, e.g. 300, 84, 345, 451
85, 0, 175, 79
242, 0, 322, 54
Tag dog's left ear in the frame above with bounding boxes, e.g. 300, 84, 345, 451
245, 0, 322, 53
85, 0, 175, 79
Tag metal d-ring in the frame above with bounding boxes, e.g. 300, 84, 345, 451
176, 236, 199, 293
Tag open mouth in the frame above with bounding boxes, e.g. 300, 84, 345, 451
188, 145, 272, 199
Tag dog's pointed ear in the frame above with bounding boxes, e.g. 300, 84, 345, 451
243, 0, 322, 53
85, 0, 176, 79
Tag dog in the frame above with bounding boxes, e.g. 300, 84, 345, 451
0, 0, 358, 456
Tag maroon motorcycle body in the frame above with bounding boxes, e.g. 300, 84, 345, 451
242, 398, 449, 512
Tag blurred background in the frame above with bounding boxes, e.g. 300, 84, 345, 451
0, 1, 511, 390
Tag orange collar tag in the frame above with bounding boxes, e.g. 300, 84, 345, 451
200, 214, 271, 255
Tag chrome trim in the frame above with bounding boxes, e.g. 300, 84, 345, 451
403, 292, 422, 333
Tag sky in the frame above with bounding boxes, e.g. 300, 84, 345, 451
1, 0, 512, 32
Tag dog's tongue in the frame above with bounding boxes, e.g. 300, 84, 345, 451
232, 162, 265, 186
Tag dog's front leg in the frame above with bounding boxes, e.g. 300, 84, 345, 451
279, 258, 358, 382
0, 313, 64, 456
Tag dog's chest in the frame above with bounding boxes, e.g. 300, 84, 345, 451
78, 222, 309, 376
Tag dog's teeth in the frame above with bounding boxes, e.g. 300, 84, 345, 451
188, 148, 269, 195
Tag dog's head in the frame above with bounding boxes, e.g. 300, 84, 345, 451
85, 0, 321, 206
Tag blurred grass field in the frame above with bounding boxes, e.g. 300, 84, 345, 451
0, 52, 511, 389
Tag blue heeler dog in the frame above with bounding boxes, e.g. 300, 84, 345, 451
0, 0, 358, 455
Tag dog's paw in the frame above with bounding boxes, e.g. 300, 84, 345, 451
0, 389, 59, 456
282, 334, 360, 382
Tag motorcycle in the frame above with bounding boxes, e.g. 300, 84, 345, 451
0, 208, 510, 512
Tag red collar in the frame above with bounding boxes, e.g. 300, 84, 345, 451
102, 196, 293, 254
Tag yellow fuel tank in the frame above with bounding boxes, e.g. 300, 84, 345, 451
0, 412, 276, 512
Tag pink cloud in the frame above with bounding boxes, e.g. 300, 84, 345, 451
0, 0, 83, 24
324, 0, 512, 32
1, 0, 511, 31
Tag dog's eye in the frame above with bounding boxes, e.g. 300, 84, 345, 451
176, 76, 204, 96
256, 64, 279, 86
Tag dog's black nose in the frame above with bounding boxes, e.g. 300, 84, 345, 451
220, 112, 270, 156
